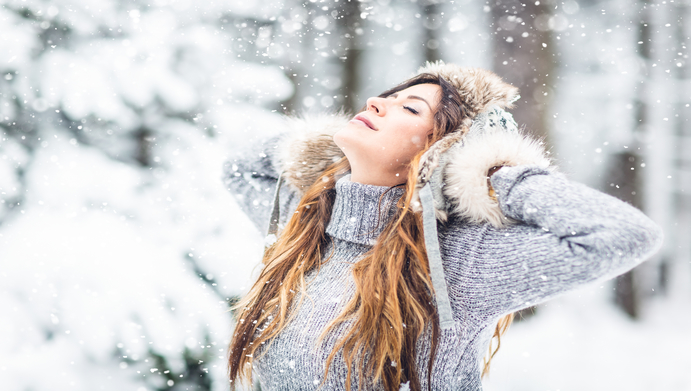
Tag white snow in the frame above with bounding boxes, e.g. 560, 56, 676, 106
1, 0, 689, 390
483, 283, 691, 391
0, 131, 266, 390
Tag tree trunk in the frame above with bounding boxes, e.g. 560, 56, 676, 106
334, 0, 364, 113
603, 151, 644, 318
609, 0, 681, 318
134, 126, 153, 167
640, 0, 689, 302
421, 0, 443, 63
490, 0, 555, 144
669, 0, 691, 301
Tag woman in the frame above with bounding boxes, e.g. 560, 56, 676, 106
223, 62, 662, 391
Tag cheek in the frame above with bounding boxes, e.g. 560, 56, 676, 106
381, 133, 428, 166
399, 126, 431, 153
409, 134, 426, 148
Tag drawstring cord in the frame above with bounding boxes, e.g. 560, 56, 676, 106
419, 183, 455, 329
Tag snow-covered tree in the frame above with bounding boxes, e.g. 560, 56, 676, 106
0, 1, 291, 390
2, 0, 690, 390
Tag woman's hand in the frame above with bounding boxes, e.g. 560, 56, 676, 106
487, 165, 504, 201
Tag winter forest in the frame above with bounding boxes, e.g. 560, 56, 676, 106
0, 0, 689, 390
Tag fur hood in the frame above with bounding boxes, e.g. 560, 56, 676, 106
272, 62, 553, 229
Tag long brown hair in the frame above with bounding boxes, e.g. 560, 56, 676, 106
227, 73, 513, 390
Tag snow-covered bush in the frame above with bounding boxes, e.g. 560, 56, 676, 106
0, 1, 290, 390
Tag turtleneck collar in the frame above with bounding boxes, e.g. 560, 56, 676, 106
325, 175, 405, 246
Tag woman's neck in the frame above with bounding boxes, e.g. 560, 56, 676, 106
325, 176, 405, 246
349, 165, 408, 187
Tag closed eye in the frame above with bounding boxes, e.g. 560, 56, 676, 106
404, 105, 419, 115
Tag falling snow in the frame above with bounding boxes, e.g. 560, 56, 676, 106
0, 0, 690, 390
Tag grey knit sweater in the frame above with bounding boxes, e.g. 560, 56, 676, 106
223, 139, 662, 390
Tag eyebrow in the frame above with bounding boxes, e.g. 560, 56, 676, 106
388, 93, 433, 111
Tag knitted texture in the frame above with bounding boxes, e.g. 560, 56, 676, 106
223, 141, 663, 390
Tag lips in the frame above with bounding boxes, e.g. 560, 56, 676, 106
352, 114, 376, 130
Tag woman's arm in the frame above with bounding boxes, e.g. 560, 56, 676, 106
222, 114, 348, 234
439, 165, 663, 320
223, 136, 298, 234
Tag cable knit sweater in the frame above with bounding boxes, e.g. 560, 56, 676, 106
223, 138, 663, 390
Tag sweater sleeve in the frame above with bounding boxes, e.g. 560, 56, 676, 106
438, 165, 663, 321
222, 136, 299, 235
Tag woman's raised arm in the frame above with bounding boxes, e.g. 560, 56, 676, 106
222, 114, 348, 235
439, 165, 663, 321
223, 136, 298, 234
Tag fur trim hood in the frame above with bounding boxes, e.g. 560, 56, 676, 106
272, 62, 553, 229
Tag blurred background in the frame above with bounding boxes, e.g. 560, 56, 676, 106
0, 0, 689, 390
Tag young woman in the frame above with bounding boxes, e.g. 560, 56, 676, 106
223, 62, 662, 391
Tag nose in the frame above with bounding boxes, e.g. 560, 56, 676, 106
365, 96, 386, 116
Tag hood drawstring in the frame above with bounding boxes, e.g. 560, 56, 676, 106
419, 183, 455, 329
266, 172, 285, 244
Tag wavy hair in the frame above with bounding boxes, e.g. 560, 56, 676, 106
227, 73, 513, 390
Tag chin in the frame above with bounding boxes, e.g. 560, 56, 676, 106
334, 137, 371, 166
333, 126, 358, 150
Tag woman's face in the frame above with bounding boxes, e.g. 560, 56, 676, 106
333, 83, 441, 186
